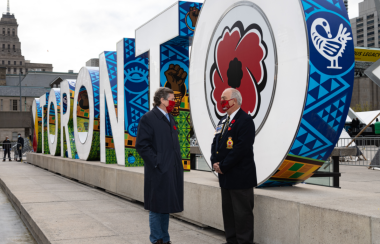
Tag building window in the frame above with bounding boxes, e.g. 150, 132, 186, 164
7, 28, 9, 35
43, 69, 45, 72
12, 132, 17, 141
368, 14, 374, 19
13, 61, 16, 65
0, 99, 2, 111
358, 29, 364, 33
358, 40, 364, 44
26, 68, 28, 73
19, 61, 22, 65
13, 68, 16, 72
8, 61, 10, 65
357, 34, 364, 38
12, 100, 17, 111
2, 28, 4, 35
7, 68, 10, 72
368, 37, 375, 41
357, 17, 363, 22
368, 26, 374, 30
2, 44, 4, 49
369, 43, 375, 47
1, 60, 3, 65
367, 20, 374, 25
19, 68, 22, 73
357, 23, 363, 28
368, 31, 375, 36
12, 29, 14, 36
12, 45, 15, 51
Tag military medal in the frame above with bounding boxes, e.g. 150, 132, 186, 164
214, 124, 223, 135
227, 137, 233, 149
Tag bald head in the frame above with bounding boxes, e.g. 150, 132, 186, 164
222, 88, 242, 105
221, 88, 242, 115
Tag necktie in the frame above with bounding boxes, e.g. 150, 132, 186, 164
219, 116, 230, 142
165, 113, 170, 122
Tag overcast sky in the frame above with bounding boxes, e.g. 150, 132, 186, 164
0, 0, 364, 73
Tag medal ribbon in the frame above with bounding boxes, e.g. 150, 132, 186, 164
219, 116, 230, 142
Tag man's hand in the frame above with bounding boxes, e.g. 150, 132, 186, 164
213, 162, 223, 174
189, 6, 200, 27
164, 64, 187, 92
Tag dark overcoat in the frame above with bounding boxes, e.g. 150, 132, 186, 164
17, 137, 24, 149
136, 106, 184, 213
210, 109, 257, 189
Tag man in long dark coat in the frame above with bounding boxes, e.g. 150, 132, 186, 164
136, 87, 183, 244
17, 133, 24, 162
211, 88, 257, 244
2, 136, 11, 161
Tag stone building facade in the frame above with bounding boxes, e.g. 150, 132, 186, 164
0, 11, 52, 75
350, 76, 380, 111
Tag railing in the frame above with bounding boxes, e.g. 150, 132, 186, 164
0, 142, 23, 161
0, 138, 33, 161
336, 137, 380, 167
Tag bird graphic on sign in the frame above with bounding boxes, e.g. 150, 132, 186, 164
311, 18, 352, 69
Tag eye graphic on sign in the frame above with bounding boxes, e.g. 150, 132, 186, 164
204, 3, 277, 135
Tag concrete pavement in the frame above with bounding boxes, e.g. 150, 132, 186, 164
0, 161, 225, 244
340, 165, 380, 193
0, 186, 36, 244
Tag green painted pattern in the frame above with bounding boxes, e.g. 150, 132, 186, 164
87, 131, 100, 161
174, 110, 190, 169
63, 127, 67, 158
67, 119, 77, 158
37, 124, 42, 153
125, 148, 144, 167
106, 148, 117, 164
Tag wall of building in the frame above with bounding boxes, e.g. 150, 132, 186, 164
350, 0, 378, 48
350, 76, 380, 110
0, 128, 26, 141
0, 97, 34, 112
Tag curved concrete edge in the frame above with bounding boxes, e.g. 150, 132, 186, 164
25, 153, 380, 244
0, 178, 50, 244
26, 153, 224, 231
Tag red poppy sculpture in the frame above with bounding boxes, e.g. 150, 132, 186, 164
210, 21, 268, 119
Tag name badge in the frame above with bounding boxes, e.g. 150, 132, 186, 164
215, 124, 223, 135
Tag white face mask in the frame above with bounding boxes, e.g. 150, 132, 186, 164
18, 135, 20, 138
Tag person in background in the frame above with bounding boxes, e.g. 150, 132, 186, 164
17, 133, 24, 162
211, 88, 257, 244
351, 118, 358, 133
2, 136, 11, 162
355, 118, 361, 132
136, 87, 183, 244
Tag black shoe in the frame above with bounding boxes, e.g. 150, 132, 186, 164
164, 242, 172, 244
153, 240, 163, 244
9, 159, 11, 161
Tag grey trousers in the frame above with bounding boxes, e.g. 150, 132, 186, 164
221, 187, 254, 244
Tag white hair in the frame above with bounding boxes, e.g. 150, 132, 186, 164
225, 88, 242, 105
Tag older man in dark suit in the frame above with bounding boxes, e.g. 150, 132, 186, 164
211, 88, 257, 244
136, 87, 183, 244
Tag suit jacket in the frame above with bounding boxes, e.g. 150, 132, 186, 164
136, 106, 184, 213
210, 109, 257, 189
